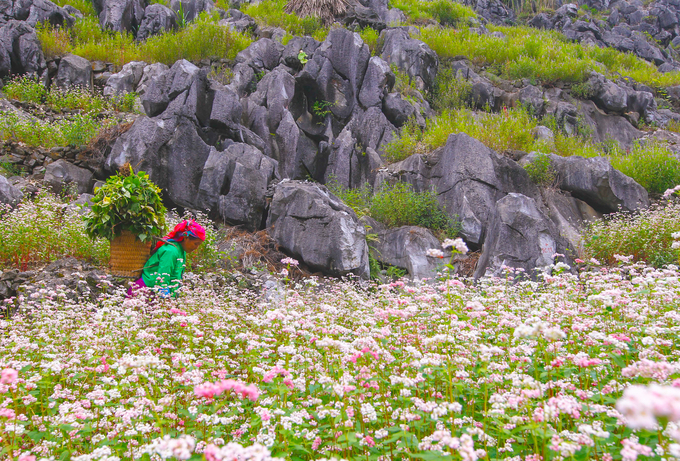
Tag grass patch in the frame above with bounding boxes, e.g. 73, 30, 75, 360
37, 13, 252, 66
3, 75, 137, 113
418, 26, 680, 88
609, 142, 680, 195
431, 65, 473, 111
240, 0, 326, 37
329, 179, 458, 237
0, 110, 115, 148
583, 200, 680, 267
50, 0, 97, 17
0, 190, 109, 269
389, 0, 476, 26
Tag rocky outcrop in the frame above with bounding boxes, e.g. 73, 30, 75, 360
44, 159, 94, 195
380, 28, 438, 92
1, 0, 75, 27
136, 4, 177, 41
0, 20, 45, 78
54, 54, 93, 90
96, 0, 145, 34
103, 60, 146, 96
474, 193, 569, 278
0, 174, 23, 205
267, 181, 370, 278
371, 223, 443, 279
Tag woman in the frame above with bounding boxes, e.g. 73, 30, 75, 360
127, 220, 206, 298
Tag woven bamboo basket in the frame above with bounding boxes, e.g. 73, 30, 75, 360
109, 230, 152, 278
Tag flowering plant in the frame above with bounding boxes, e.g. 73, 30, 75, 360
84, 166, 166, 242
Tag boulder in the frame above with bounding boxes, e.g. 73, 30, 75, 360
169, 0, 213, 23
44, 159, 94, 195
235, 38, 284, 73
54, 54, 93, 90
587, 72, 628, 113
372, 226, 442, 280
543, 189, 601, 252
219, 9, 257, 35
358, 56, 394, 109
97, 0, 145, 34
197, 144, 278, 230
474, 193, 567, 279
209, 84, 243, 128
544, 153, 649, 212
281, 36, 320, 70
136, 62, 169, 96
136, 3, 177, 41
382, 92, 416, 127
4, 0, 75, 27
354, 106, 397, 156
380, 28, 438, 92
140, 59, 199, 116
0, 20, 45, 77
0, 175, 23, 205
579, 100, 642, 148
103, 60, 146, 96
267, 180, 370, 278
473, 0, 514, 24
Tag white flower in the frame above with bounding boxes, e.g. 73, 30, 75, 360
426, 249, 445, 258
442, 238, 468, 254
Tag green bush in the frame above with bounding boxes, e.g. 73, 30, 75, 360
608, 142, 680, 195
0, 110, 112, 148
583, 201, 680, 267
0, 190, 109, 269
329, 179, 458, 237
389, 0, 476, 25
359, 27, 382, 55
49, 0, 97, 16
241, 0, 325, 36
37, 13, 252, 66
523, 152, 556, 186
418, 26, 680, 88
431, 66, 472, 111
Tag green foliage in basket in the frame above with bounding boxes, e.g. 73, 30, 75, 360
84, 167, 167, 242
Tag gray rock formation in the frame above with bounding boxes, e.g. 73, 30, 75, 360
54, 54, 93, 90
380, 28, 438, 92
44, 159, 94, 195
0, 175, 23, 205
0, 20, 45, 77
96, 0, 145, 34
136, 3, 177, 41
372, 225, 443, 280
267, 181, 370, 278
103, 60, 145, 96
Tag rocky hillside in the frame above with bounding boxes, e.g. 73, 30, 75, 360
1, 0, 680, 279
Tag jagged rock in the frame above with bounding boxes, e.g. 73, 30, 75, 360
354, 106, 396, 156
54, 54, 92, 89
579, 100, 642, 148
63, 4, 82, 20
141, 59, 199, 116
136, 3, 177, 41
281, 36, 320, 70
472, 0, 515, 24
197, 144, 278, 230
0, 175, 23, 205
358, 56, 394, 109
343, 3, 387, 31
372, 225, 442, 280
530, 153, 649, 212
380, 28, 438, 92
136, 62, 169, 95
169, 0, 213, 23
97, 0, 145, 34
382, 92, 416, 127
235, 38, 284, 73
2, 0, 75, 27
532, 125, 554, 142
219, 9, 257, 34
209, 84, 243, 128
103, 60, 145, 96
587, 72, 628, 113
389, 133, 539, 245
543, 189, 601, 252
44, 159, 94, 195
0, 20, 45, 77
474, 193, 568, 279
267, 180, 370, 278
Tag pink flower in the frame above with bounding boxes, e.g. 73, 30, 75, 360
194, 379, 260, 402
312, 437, 322, 450
363, 435, 376, 448
1, 368, 18, 384
0, 408, 16, 419
18, 455, 36, 461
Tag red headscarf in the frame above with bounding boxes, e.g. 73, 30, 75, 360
154, 220, 206, 251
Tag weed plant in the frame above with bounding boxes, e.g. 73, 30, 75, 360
37, 13, 252, 66
240, 0, 326, 36
609, 142, 680, 195
359, 27, 381, 55
524, 152, 556, 186
0, 190, 109, 268
583, 200, 680, 267
49, 0, 97, 16
329, 179, 458, 237
390, 0, 476, 26
0, 110, 113, 147
3, 76, 137, 113
431, 66, 473, 111
418, 26, 680, 88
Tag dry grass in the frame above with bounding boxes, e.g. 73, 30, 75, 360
285, 0, 349, 25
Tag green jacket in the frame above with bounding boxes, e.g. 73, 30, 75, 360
142, 242, 186, 296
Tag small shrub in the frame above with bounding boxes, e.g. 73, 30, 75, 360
0, 190, 109, 268
242, 0, 325, 36
359, 27, 381, 54
49, 0, 97, 16
608, 142, 680, 195
523, 152, 556, 186
389, 0, 476, 25
583, 201, 680, 267
370, 182, 457, 236
2, 76, 47, 102
432, 66, 472, 111
327, 179, 372, 217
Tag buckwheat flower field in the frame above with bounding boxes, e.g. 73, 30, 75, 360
2, 262, 680, 461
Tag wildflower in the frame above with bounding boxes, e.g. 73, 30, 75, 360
426, 249, 445, 258
616, 385, 680, 430
442, 238, 468, 254
0, 367, 18, 384
281, 257, 299, 266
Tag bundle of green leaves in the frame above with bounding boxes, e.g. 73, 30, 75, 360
84, 167, 167, 242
